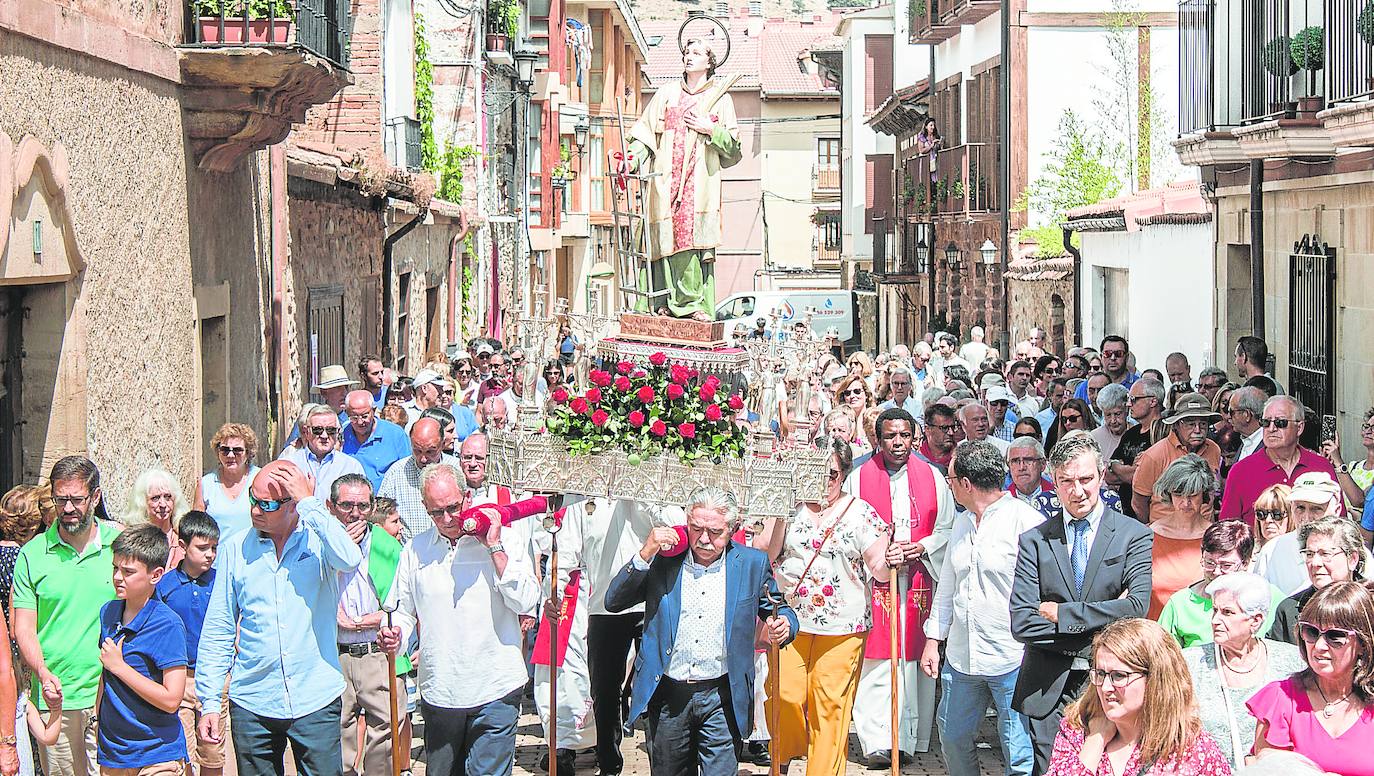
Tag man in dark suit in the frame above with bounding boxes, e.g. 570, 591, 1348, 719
1010, 431, 1153, 774
604, 486, 798, 776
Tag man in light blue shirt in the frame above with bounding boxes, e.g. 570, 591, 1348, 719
341, 390, 410, 489
878, 366, 922, 415
280, 404, 366, 499
195, 460, 364, 776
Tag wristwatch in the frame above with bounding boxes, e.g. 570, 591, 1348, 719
487, 542, 506, 556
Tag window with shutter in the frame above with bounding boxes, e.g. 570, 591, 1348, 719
865, 154, 893, 234
864, 35, 894, 113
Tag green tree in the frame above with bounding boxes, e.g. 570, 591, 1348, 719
415, 12, 437, 170
1018, 110, 1120, 256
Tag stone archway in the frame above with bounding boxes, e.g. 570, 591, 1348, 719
1051, 293, 1067, 356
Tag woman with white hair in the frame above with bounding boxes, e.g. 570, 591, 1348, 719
122, 468, 190, 566
1181, 572, 1305, 768
1092, 383, 1130, 459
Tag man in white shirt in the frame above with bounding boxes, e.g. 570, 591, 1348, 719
958, 402, 1010, 455
879, 367, 921, 415
1253, 472, 1343, 596
1229, 386, 1266, 461
380, 462, 539, 776
603, 488, 795, 776
279, 404, 366, 499
958, 326, 992, 369
921, 441, 1043, 776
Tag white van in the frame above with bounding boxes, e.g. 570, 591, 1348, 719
715, 290, 856, 346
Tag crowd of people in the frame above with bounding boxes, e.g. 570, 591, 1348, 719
0, 328, 1369, 776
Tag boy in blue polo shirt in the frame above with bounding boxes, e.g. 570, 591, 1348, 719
155, 511, 223, 776
97, 524, 188, 774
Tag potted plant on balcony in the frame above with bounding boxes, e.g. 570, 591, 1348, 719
1359, 1, 1374, 45
1259, 35, 1297, 114
487, 0, 520, 57
194, 0, 295, 45
1289, 26, 1325, 114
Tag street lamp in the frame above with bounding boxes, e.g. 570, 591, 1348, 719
573, 115, 590, 150
945, 243, 962, 270
979, 238, 998, 267
915, 237, 929, 273
514, 49, 539, 90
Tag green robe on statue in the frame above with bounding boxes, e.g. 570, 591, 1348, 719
627, 76, 742, 318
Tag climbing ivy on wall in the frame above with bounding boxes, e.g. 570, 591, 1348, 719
415, 12, 438, 171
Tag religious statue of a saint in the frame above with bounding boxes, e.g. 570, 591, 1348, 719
624, 34, 741, 321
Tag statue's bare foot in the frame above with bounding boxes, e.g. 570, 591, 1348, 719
689, 311, 711, 322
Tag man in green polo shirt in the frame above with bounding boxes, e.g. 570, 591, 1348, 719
13, 455, 119, 776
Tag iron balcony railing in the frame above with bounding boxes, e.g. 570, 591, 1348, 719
1178, 0, 1334, 131
1327, 0, 1374, 104
187, 0, 351, 68
384, 117, 424, 170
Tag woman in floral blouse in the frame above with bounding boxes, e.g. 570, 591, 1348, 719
754, 435, 891, 775
1047, 618, 1232, 776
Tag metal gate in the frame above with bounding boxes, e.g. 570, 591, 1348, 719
1288, 234, 1336, 418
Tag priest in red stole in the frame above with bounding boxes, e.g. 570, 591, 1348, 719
843, 407, 956, 765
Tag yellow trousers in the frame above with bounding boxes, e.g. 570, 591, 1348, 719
764, 631, 866, 775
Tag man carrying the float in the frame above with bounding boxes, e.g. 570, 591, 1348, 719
622, 27, 741, 320
844, 407, 955, 767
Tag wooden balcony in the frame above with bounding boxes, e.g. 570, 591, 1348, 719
813, 166, 840, 197
940, 0, 999, 27
910, 0, 959, 43
179, 0, 352, 172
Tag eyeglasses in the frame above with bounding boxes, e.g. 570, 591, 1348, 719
1259, 418, 1295, 429
1200, 558, 1243, 573
1363, 422, 1374, 432
333, 501, 372, 514
1255, 509, 1288, 523
308, 426, 340, 437
1301, 548, 1350, 562
249, 494, 293, 513
1199, 381, 1225, 391
53, 495, 91, 508
439, 389, 455, 397
826, 468, 843, 481
345, 411, 372, 421
1088, 669, 1146, 687
1008, 456, 1043, 467
217, 445, 247, 456
1127, 396, 1153, 404
426, 503, 465, 519
459, 454, 488, 462
1298, 622, 1358, 648
457, 368, 474, 376
929, 423, 959, 433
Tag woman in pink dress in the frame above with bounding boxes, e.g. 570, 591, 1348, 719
1247, 580, 1374, 775
1046, 618, 1231, 776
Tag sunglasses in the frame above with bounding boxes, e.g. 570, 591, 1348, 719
928, 423, 959, 433
217, 445, 247, 455
1255, 509, 1288, 522
308, 426, 340, 437
1200, 381, 1225, 391
844, 388, 867, 396
1259, 417, 1295, 429
826, 468, 843, 481
1298, 621, 1358, 648
249, 494, 293, 513
1061, 413, 1083, 423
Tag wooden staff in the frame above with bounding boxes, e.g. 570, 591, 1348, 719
380, 600, 403, 776
764, 579, 782, 776
889, 526, 901, 776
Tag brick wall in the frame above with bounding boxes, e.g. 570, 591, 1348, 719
1007, 261, 1075, 353
293, 0, 385, 156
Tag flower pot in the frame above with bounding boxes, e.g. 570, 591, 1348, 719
486, 32, 510, 53
198, 16, 294, 44
1296, 95, 1324, 116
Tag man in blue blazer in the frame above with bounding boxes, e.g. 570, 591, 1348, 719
1009, 432, 1153, 775
604, 487, 798, 776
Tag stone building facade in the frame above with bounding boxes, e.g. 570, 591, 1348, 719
1005, 252, 1075, 356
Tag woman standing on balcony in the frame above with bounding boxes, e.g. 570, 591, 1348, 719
916, 118, 942, 184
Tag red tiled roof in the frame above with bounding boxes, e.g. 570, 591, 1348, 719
640, 16, 840, 96
1063, 181, 1207, 233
